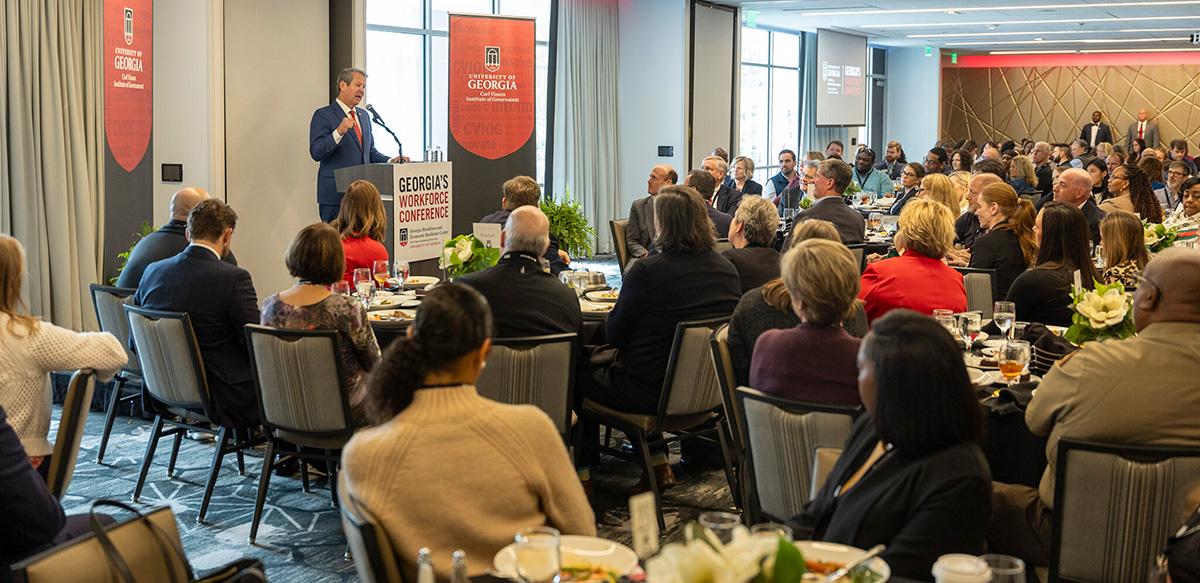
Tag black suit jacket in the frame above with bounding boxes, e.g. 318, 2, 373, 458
0, 405, 66, 575
1079, 122, 1113, 148
1081, 197, 1106, 246
722, 246, 781, 294
707, 205, 733, 238
480, 209, 568, 275
737, 180, 763, 196
133, 246, 261, 427
782, 196, 866, 250
115, 220, 238, 288
712, 183, 744, 215
1035, 163, 1054, 198
457, 251, 582, 338
968, 224, 1028, 299
955, 211, 983, 249
889, 188, 919, 216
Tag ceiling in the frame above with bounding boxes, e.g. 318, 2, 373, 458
722, 0, 1200, 54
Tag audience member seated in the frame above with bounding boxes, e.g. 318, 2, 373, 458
481, 176, 570, 274
684, 170, 732, 238
969, 183, 1036, 298
874, 141, 906, 180
1102, 163, 1164, 224
134, 199, 261, 428
579, 185, 740, 490
0, 235, 125, 476
459, 207, 582, 337
1100, 211, 1150, 288
778, 159, 819, 215
726, 221, 867, 388
332, 179, 389, 284
924, 147, 950, 176
1164, 177, 1200, 231
341, 284, 594, 582
749, 239, 862, 407
1047, 168, 1106, 245
889, 163, 924, 216
951, 149, 973, 173
989, 248, 1200, 568
851, 147, 892, 198
722, 196, 781, 294
260, 223, 381, 425
782, 159, 866, 248
764, 149, 798, 204
789, 310, 991, 579
1168, 139, 1198, 176
920, 173, 960, 216
626, 165, 676, 264
1083, 157, 1109, 200
1003, 201, 1100, 327
701, 156, 743, 215
1008, 155, 1041, 200
1158, 161, 1191, 212
952, 173, 1002, 256
1139, 155, 1167, 192
729, 156, 762, 195
860, 199, 967, 323
1030, 141, 1055, 198
115, 187, 238, 288
950, 171, 972, 212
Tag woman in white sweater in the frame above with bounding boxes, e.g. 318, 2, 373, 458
0, 235, 126, 471
341, 284, 594, 581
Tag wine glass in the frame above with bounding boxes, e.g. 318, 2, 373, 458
867, 212, 882, 231
999, 340, 1030, 386
981, 554, 1025, 583
959, 313, 982, 356
372, 260, 389, 288
331, 280, 352, 296
698, 511, 742, 544
571, 272, 590, 298
559, 271, 575, 290
393, 260, 410, 288
993, 301, 1017, 341
353, 268, 375, 309
514, 526, 561, 583
933, 309, 957, 337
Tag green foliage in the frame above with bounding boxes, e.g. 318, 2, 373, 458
439, 234, 500, 280
772, 537, 805, 583
798, 196, 813, 210
1064, 279, 1137, 344
540, 184, 596, 258
1143, 219, 1179, 253
109, 221, 155, 285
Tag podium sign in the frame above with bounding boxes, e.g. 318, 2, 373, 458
393, 162, 453, 262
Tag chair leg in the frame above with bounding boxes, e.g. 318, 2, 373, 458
300, 455, 311, 493
167, 430, 183, 477
716, 420, 742, 511
249, 441, 275, 544
198, 426, 230, 524
603, 426, 613, 448
97, 377, 125, 464
234, 429, 246, 476
328, 454, 339, 508
133, 415, 165, 502
634, 431, 665, 531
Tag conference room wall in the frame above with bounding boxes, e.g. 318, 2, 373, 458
883, 47, 942, 157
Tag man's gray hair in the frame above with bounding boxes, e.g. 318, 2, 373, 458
703, 156, 728, 174
733, 196, 779, 247
803, 159, 821, 172
336, 67, 367, 89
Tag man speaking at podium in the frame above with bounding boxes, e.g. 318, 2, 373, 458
310, 67, 407, 223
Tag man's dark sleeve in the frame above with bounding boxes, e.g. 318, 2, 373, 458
0, 405, 66, 566
231, 269, 261, 349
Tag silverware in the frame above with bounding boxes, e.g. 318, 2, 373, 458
822, 544, 885, 583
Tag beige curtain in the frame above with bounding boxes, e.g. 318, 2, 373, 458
1, 0, 104, 330
551, 0, 621, 254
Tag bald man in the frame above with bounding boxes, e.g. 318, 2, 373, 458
457, 206, 582, 337
1125, 108, 1159, 152
627, 165, 677, 264
1050, 168, 1106, 245
115, 187, 238, 288
989, 247, 1200, 567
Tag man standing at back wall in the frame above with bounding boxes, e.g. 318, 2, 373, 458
1126, 108, 1159, 152
310, 67, 407, 223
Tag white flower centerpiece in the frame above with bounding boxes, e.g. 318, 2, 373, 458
438, 234, 500, 281
1144, 219, 1179, 254
1064, 280, 1136, 344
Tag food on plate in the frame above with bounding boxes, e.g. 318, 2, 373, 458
584, 304, 614, 312
368, 311, 408, 322
599, 289, 619, 299
560, 565, 618, 583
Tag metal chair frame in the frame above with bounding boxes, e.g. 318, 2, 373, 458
89, 284, 144, 464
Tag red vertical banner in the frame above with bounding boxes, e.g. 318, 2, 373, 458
104, 0, 153, 172
448, 14, 535, 161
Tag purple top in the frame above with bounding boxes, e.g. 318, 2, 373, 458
749, 322, 862, 407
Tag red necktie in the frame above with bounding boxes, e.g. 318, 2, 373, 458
351, 110, 363, 147
1138, 123, 1144, 140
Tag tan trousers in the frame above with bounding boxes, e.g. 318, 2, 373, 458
987, 481, 1053, 567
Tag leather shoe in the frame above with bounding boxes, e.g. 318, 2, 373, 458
630, 463, 676, 495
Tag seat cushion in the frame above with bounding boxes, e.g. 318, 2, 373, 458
582, 399, 715, 433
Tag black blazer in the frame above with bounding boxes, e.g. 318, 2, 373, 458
890, 188, 919, 216
790, 415, 992, 581
736, 180, 763, 196
116, 220, 238, 288
954, 211, 982, 249
783, 197, 866, 250
1080, 197, 1106, 246
712, 183, 744, 215
707, 205, 733, 238
457, 251, 583, 338
0, 405, 66, 576
133, 246, 261, 427
722, 246, 781, 294
968, 224, 1028, 299
1079, 122, 1113, 147
1005, 267, 1074, 327
480, 209, 568, 275
1035, 163, 1054, 198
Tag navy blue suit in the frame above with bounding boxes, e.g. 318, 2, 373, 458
134, 246, 261, 428
309, 102, 391, 212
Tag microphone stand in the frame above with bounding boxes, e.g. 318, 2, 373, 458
370, 110, 404, 162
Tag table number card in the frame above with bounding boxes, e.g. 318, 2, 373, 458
472, 223, 501, 249
629, 491, 659, 558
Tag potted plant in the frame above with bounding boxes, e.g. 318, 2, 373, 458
110, 221, 155, 285
541, 184, 597, 258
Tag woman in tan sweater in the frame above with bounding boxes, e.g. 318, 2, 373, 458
341, 284, 595, 581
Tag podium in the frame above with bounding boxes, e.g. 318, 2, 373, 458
335, 162, 454, 272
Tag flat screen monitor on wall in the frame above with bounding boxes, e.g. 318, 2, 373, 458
815, 29, 868, 127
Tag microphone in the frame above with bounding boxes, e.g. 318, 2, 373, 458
366, 103, 385, 124
365, 104, 403, 160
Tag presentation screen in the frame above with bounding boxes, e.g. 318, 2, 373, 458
815, 29, 867, 127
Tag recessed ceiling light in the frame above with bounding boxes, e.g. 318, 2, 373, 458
1034, 38, 1045, 41
988, 25, 998, 30
800, 1, 1200, 17
946, 10, 961, 15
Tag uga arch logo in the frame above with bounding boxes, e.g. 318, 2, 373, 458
484, 47, 501, 72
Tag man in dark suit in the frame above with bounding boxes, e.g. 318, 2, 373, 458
1079, 110, 1113, 151
133, 199, 261, 428
1029, 141, 1055, 199
115, 187, 238, 288
1125, 108, 1159, 152
480, 175, 570, 274
309, 67, 406, 223
700, 156, 743, 215
1054, 168, 1106, 245
458, 206, 582, 338
782, 159, 865, 249
684, 170, 732, 238
626, 165, 676, 263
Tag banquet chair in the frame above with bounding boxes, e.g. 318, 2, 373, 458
245, 324, 357, 544
339, 473, 403, 583
1050, 438, 1200, 583
844, 243, 867, 273
46, 370, 95, 499
953, 266, 996, 318
124, 305, 263, 523
708, 323, 745, 510
89, 284, 143, 464
714, 238, 734, 254
475, 332, 578, 444
736, 387, 859, 525
581, 317, 733, 529
610, 219, 631, 270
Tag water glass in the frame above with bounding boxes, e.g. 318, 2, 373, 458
331, 280, 352, 296
353, 268, 375, 309
960, 313, 982, 351
750, 522, 793, 542
393, 260, 410, 287
571, 272, 590, 298
559, 270, 575, 289
981, 554, 1025, 583
993, 301, 1016, 341
514, 526, 561, 583
999, 341, 1030, 386
698, 511, 742, 544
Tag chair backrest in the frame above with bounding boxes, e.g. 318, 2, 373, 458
610, 219, 630, 270
89, 284, 141, 376
245, 325, 355, 448
708, 324, 743, 451
123, 305, 210, 413
714, 238, 734, 254
954, 266, 996, 318
12, 506, 191, 583
844, 243, 867, 273
339, 473, 403, 583
658, 317, 731, 419
46, 370, 95, 499
1051, 438, 1200, 583
475, 333, 578, 440
736, 387, 858, 522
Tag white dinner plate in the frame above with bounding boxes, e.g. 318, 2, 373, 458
580, 301, 614, 313
982, 338, 1007, 348
404, 276, 440, 286
492, 535, 638, 579
794, 541, 890, 582
967, 367, 1002, 387
584, 290, 620, 303
367, 309, 416, 322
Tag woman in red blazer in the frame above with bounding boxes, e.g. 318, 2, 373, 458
333, 180, 390, 284
860, 198, 967, 323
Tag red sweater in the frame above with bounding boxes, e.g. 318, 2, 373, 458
859, 250, 967, 324
342, 235, 388, 283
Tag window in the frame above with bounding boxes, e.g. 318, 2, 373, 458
739, 27, 802, 181
367, 1, 550, 184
